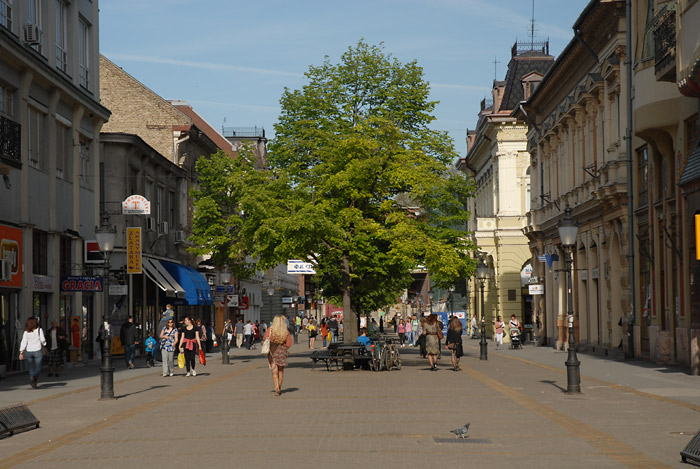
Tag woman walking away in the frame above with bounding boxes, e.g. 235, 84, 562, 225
19, 317, 46, 388
46, 320, 68, 377
405, 318, 413, 346
308, 318, 317, 349
263, 314, 292, 396
495, 315, 505, 350
160, 318, 178, 377
445, 317, 464, 371
178, 316, 202, 377
422, 314, 441, 370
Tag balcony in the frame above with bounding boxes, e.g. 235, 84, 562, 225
653, 5, 676, 83
0, 115, 21, 170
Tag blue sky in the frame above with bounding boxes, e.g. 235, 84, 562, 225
100, 0, 590, 158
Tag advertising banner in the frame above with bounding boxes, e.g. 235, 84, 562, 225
0, 224, 22, 288
122, 195, 151, 215
126, 227, 142, 274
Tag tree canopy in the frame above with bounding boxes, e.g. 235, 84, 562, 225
190, 40, 476, 342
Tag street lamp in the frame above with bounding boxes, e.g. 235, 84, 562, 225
95, 214, 116, 400
428, 290, 434, 314
220, 271, 231, 364
476, 259, 489, 360
448, 285, 455, 317
558, 205, 581, 394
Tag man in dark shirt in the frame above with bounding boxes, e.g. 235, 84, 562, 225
119, 316, 138, 369
328, 316, 339, 344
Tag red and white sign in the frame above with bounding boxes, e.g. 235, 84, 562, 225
85, 240, 103, 264
122, 195, 151, 215
529, 284, 544, 295
0, 224, 22, 288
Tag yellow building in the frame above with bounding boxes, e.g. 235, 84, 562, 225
458, 41, 553, 338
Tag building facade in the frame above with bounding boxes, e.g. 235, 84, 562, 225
458, 40, 553, 338
0, 0, 109, 374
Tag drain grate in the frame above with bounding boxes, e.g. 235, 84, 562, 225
434, 438, 492, 444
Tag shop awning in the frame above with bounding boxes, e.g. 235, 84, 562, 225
161, 261, 213, 306
142, 258, 186, 299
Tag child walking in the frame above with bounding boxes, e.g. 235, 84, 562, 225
145, 333, 156, 367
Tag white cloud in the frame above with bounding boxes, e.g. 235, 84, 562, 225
103, 53, 304, 78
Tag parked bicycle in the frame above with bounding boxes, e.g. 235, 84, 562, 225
368, 335, 401, 371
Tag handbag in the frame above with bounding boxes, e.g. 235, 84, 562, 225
177, 352, 185, 368
436, 329, 444, 340
261, 336, 270, 355
198, 348, 206, 366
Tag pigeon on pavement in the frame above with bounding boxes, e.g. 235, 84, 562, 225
450, 422, 470, 438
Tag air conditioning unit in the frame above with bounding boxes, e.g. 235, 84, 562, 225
24, 23, 42, 45
0, 259, 11, 282
174, 230, 186, 243
158, 221, 169, 235
146, 217, 156, 231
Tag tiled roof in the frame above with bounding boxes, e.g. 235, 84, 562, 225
679, 142, 700, 186
498, 52, 554, 112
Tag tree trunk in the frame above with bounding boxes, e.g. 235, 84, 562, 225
341, 252, 358, 344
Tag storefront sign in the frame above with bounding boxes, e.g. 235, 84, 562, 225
127, 227, 142, 274
226, 294, 239, 307
287, 259, 316, 274
122, 195, 151, 215
109, 284, 128, 296
61, 276, 104, 292
34, 275, 54, 292
528, 284, 544, 295
84, 240, 104, 264
0, 224, 22, 288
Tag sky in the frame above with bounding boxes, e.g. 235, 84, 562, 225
100, 0, 590, 159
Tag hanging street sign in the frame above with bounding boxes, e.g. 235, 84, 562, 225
287, 259, 316, 274
122, 195, 151, 215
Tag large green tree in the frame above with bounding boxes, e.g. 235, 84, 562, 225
190, 41, 476, 342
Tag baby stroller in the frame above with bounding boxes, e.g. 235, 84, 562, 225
510, 328, 523, 349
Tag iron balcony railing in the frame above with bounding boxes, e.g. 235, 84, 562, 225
222, 126, 265, 138
0, 115, 21, 169
653, 5, 676, 82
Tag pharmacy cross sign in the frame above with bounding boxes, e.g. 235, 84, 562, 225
122, 195, 151, 215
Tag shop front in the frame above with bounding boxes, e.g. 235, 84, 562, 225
0, 223, 22, 376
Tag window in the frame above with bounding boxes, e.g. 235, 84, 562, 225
156, 186, 163, 223
32, 230, 48, 275
26, 0, 42, 54
637, 146, 648, 207
0, 84, 14, 117
145, 179, 153, 203
0, 0, 12, 30
28, 106, 45, 170
55, 0, 68, 73
78, 18, 89, 88
79, 136, 90, 188
168, 190, 175, 228
56, 123, 72, 180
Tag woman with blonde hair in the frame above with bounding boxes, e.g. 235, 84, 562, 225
262, 314, 292, 396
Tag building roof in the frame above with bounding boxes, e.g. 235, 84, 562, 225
170, 101, 233, 155
497, 45, 554, 113
679, 140, 700, 186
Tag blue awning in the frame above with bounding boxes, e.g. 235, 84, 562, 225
160, 261, 213, 306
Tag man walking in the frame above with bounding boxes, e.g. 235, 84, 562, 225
120, 316, 138, 369
328, 315, 339, 344
243, 320, 253, 350
235, 318, 244, 348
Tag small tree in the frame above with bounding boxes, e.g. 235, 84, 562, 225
191, 41, 476, 342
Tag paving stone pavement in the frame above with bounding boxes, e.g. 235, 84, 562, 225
0, 337, 698, 468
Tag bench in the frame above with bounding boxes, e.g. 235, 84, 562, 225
310, 349, 341, 371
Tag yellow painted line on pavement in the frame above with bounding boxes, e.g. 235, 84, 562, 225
0, 363, 259, 469
460, 363, 671, 468
488, 349, 700, 413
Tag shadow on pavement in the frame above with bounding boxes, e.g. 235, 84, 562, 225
36, 382, 68, 389
280, 387, 299, 394
540, 379, 567, 393
115, 385, 169, 400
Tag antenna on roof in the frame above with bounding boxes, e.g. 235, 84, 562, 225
529, 0, 538, 48
493, 56, 501, 81
222, 117, 227, 134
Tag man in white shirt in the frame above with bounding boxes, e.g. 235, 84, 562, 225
243, 320, 253, 349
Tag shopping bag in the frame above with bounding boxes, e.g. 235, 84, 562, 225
177, 352, 185, 369
261, 337, 270, 355
198, 348, 206, 366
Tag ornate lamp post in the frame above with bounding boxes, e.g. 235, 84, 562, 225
220, 271, 231, 364
558, 206, 581, 394
95, 214, 116, 400
477, 259, 489, 361
448, 285, 455, 316
428, 290, 434, 314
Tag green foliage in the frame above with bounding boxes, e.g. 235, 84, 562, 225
190, 40, 476, 339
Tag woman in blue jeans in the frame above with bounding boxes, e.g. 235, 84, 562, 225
19, 317, 46, 389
